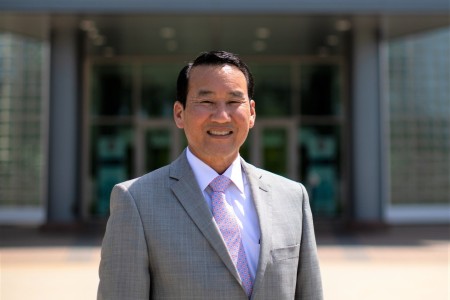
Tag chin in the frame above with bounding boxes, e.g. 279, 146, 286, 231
206, 147, 236, 158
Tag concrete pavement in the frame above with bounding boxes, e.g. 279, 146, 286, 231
1, 225, 448, 300
317, 226, 449, 300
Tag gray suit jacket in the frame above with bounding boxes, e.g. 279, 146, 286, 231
98, 151, 323, 299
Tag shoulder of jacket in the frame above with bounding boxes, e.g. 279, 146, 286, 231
244, 161, 303, 188
116, 164, 171, 190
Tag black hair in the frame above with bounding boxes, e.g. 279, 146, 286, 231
176, 50, 254, 107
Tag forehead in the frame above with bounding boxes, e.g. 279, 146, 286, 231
188, 64, 247, 88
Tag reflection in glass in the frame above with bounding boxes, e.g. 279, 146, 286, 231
146, 129, 171, 172
141, 64, 179, 118
91, 65, 132, 116
262, 128, 287, 176
249, 64, 292, 117
299, 126, 341, 217
90, 126, 133, 216
300, 64, 341, 116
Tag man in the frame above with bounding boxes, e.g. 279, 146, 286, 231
98, 51, 323, 299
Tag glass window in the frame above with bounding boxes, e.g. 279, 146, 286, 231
300, 64, 342, 116
239, 130, 252, 163
262, 128, 288, 176
248, 63, 292, 117
388, 27, 450, 205
0, 32, 47, 208
141, 64, 179, 118
91, 64, 133, 116
145, 129, 171, 171
299, 125, 341, 217
89, 126, 134, 216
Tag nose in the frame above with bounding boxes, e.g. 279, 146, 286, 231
210, 102, 231, 123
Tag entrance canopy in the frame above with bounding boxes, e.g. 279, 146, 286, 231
0, 0, 448, 13
1, 13, 449, 57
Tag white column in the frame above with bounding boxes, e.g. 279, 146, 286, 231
351, 16, 384, 223
47, 19, 79, 223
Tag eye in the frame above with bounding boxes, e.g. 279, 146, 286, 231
198, 100, 213, 105
228, 99, 244, 105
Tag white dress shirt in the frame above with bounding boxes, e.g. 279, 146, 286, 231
186, 147, 261, 281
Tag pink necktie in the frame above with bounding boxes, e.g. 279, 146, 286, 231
209, 175, 253, 297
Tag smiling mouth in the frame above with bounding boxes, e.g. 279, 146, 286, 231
208, 130, 233, 136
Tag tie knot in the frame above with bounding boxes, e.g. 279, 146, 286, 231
209, 175, 232, 193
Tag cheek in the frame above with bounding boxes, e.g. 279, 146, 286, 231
183, 115, 204, 133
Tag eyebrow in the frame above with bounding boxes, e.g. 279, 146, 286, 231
229, 91, 245, 98
196, 89, 245, 98
197, 90, 214, 97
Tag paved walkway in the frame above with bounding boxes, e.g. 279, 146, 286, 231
1, 225, 448, 300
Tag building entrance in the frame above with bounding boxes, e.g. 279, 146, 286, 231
81, 13, 350, 221
84, 56, 347, 220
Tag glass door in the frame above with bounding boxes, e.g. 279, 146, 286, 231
86, 60, 183, 218
299, 125, 342, 217
145, 128, 172, 171
298, 63, 345, 218
246, 60, 346, 219
85, 58, 347, 220
136, 123, 183, 176
249, 121, 297, 180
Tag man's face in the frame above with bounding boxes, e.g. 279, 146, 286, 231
174, 64, 256, 173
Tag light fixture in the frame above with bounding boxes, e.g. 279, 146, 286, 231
79, 20, 95, 32
256, 27, 271, 39
93, 35, 106, 46
88, 28, 100, 40
79, 19, 108, 48
160, 27, 176, 39
335, 19, 351, 32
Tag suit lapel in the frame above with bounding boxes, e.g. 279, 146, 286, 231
242, 160, 273, 300
169, 151, 242, 284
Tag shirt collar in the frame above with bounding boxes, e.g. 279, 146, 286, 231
186, 147, 245, 193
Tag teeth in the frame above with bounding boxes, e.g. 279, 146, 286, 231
209, 130, 231, 136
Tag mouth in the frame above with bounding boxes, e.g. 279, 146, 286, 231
207, 129, 233, 136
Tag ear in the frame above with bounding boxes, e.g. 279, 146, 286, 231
249, 99, 256, 128
173, 101, 185, 129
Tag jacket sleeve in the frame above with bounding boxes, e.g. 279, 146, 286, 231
97, 184, 150, 300
295, 183, 324, 300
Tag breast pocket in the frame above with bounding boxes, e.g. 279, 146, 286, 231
264, 244, 301, 297
271, 244, 300, 261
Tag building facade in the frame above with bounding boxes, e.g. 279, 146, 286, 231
0, 0, 449, 226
